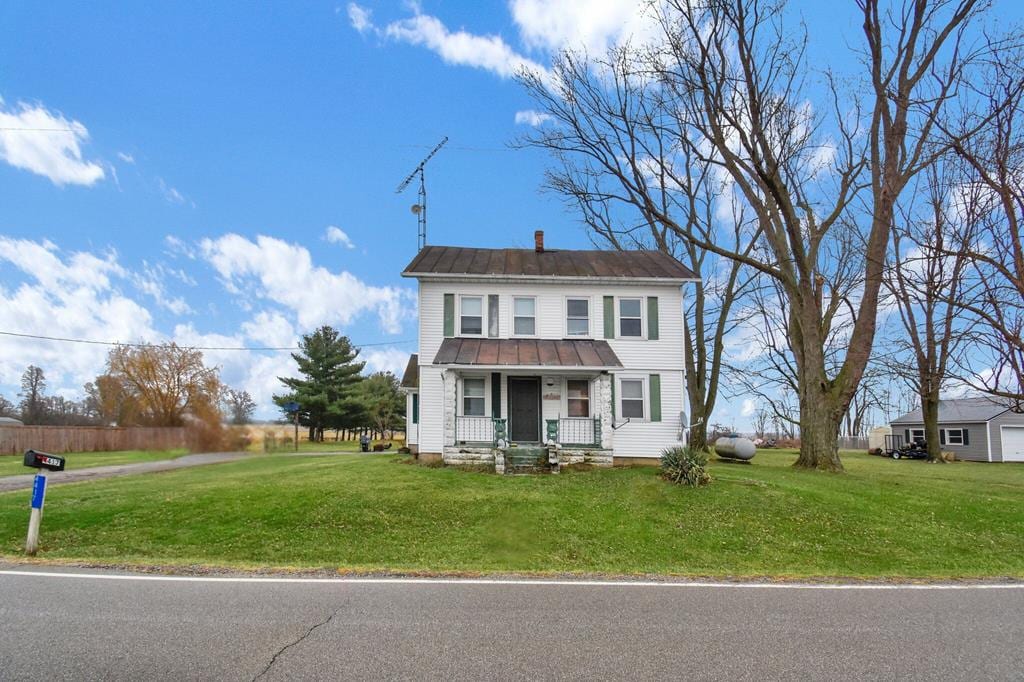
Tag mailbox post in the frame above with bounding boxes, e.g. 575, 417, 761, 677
23, 450, 65, 556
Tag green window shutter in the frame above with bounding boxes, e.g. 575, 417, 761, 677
647, 297, 659, 340
649, 374, 661, 422
491, 372, 501, 418
412, 393, 419, 424
443, 294, 455, 337
610, 376, 616, 420
963, 429, 969, 446
940, 429, 946, 445
603, 296, 615, 339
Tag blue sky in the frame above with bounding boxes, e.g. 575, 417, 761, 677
0, 1, 1017, 423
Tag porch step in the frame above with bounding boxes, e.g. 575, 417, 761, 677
502, 446, 550, 473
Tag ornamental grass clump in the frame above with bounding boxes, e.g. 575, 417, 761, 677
660, 446, 711, 487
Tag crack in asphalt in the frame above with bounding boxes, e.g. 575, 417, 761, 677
252, 603, 344, 681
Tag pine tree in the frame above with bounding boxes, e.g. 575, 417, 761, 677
274, 326, 365, 442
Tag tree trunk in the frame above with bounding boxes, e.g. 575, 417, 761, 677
794, 390, 843, 471
920, 389, 944, 463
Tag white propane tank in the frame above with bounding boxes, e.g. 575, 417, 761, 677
714, 435, 756, 461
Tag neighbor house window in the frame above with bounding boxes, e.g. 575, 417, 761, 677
619, 298, 642, 337
944, 428, 965, 445
460, 296, 483, 336
910, 428, 925, 444
462, 378, 485, 416
566, 298, 590, 336
567, 379, 590, 417
620, 379, 645, 419
513, 297, 536, 336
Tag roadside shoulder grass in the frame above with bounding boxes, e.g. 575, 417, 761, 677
0, 449, 188, 478
0, 449, 1021, 579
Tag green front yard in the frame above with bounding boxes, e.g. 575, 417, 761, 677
0, 449, 188, 478
1, 449, 1022, 579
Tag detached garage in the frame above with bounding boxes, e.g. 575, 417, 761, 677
890, 397, 1024, 462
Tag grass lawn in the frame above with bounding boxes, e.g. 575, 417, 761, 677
0, 449, 188, 478
0, 448, 1022, 579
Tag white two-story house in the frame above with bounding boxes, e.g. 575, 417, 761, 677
400, 231, 698, 472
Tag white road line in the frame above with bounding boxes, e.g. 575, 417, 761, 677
1, 569, 1022, 589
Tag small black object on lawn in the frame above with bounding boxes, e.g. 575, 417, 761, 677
23, 450, 66, 472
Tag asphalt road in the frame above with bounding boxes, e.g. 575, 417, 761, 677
0, 452, 249, 493
0, 568, 1022, 681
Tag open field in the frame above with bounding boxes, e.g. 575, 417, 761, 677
0, 449, 1021, 578
0, 449, 188, 478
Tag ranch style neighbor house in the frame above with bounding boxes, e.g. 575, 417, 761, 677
890, 397, 1024, 463
399, 231, 699, 473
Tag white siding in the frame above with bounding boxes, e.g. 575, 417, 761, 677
405, 392, 418, 445
415, 278, 688, 458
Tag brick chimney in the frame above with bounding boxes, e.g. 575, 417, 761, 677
534, 230, 544, 253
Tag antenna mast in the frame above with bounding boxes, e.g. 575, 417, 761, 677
396, 136, 448, 251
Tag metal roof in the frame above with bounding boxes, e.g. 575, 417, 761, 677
432, 338, 623, 368
891, 397, 1014, 424
401, 245, 697, 281
400, 354, 418, 389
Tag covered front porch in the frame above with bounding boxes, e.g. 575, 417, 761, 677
434, 338, 620, 472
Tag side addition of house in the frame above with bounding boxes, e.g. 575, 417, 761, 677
399, 231, 698, 472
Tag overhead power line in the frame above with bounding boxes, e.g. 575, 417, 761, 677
0, 330, 414, 351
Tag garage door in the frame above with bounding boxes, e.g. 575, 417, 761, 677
1002, 426, 1024, 462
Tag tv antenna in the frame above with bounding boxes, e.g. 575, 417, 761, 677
396, 136, 448, 250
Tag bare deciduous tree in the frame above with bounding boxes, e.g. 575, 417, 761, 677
883, 161, 977, 460
521, 0, 985, 470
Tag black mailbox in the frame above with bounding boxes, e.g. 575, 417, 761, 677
23, 450, 65, 472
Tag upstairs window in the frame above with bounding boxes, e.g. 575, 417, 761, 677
513, 297, 536, 336
567, 379, 590, 417
566, 298, 590, 336
460, 296, 483, 336
462, 378, 486, 416
620, 379, 645, 419
619, 298, 642, 337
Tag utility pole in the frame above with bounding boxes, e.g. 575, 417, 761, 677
396, 136, 448, 251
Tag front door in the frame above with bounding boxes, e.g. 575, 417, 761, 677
508, 377, 541, 442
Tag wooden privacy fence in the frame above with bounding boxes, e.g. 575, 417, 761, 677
0, 426, 188, 455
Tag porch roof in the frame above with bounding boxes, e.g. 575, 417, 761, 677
432, 338, 622, 369
400, 353, 418, 389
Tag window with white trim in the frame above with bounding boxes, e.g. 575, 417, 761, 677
566, 379, 590, 417
619, 298, 642, 337
460, 296, 483, 336
910, 428, 925, 444
462, 377, 486, 416
566, 298, 590, 337
943, 428, 965, 445
513, 297, 536, 336
620, 378, 645, 419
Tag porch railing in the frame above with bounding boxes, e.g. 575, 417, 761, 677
455, 416, 495, 445
548, 417, 602, 448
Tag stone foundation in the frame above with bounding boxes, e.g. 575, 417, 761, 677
612, 456, 660, 467
443, 447, 495, 466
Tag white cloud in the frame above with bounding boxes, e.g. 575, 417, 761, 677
116, 151, 135, 164
741, 398, 756, 417
363, 347, 411, 377
348, 2, 548, 80
0, 238, 160, 398
347, 2, 373, 33
325, 225, 355, 249
164, 235, 197, 260
199, 233, 415, 333
514, 109, 553, 126
0, 100, 105, 186
510, 0, 659, 56
157, 177, 190, 206
131, 262, 194, 315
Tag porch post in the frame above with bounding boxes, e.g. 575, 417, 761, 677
442, 368, 458, 448
597, 373, 614, 451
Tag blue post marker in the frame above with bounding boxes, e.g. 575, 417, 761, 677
26, 471, 48, 555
